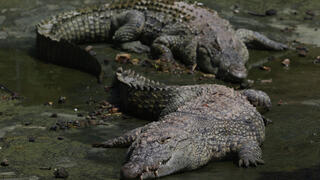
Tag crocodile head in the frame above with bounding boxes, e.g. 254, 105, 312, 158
120, 130, 200, 179
197, 34, 248, 83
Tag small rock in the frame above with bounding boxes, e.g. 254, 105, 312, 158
54, 167, 69, 179
233, 9, 240, 14
58, 96, 66, 104
115, 53, 131, 63
74, 108, 78, 112
265, 9, 277, 16
29, 137, 35, 142
260, 79, 273, 84
313, 56, 320, 64
281, 59, 290, 67
202, 73, 216, 78
260, 66, 271, 71
1, 159, 9, 166
50, 113, 58, 118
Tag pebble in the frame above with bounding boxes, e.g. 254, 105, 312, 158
233, 9, 240, 14
54, 167, 69, 178
1, 159, 9, 166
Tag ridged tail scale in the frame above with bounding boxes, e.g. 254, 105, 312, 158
116, 68, 201, 120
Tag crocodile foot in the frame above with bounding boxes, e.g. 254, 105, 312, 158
120, 41, 150, 53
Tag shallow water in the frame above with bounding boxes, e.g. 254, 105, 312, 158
0, 0, 320, 179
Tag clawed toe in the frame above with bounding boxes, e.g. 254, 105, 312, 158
238, 157, 264, 168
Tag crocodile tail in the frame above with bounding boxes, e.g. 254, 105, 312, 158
115, 68, 175, 120
36, 4, 114, 82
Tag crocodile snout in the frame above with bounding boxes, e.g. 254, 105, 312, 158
120, 162, 143, 179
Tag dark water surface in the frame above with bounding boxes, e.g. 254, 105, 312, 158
0, 0, 320, 179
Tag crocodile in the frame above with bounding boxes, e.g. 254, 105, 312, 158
93, 68, 271, 179
36, 0, 287, 82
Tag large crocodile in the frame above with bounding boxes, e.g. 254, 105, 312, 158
36, 0, 287, 82
93, 68, 271, 179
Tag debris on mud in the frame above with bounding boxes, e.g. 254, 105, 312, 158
282, 58, 291, 67
115, 53, 131, 64
260, 66, 272, 71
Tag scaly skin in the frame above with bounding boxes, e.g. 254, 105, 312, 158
93, 68, 271, 179
36, 0, 288, 82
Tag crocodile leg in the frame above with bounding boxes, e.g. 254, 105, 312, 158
240, 89, 272, 111
151, 35, 179, 62
237, 140, 264, 167
151, 35, 198, 67
236, 29, 288, 50
120, 41, 150, 53
111, 10, 148, 53
92, 127, 143, 148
